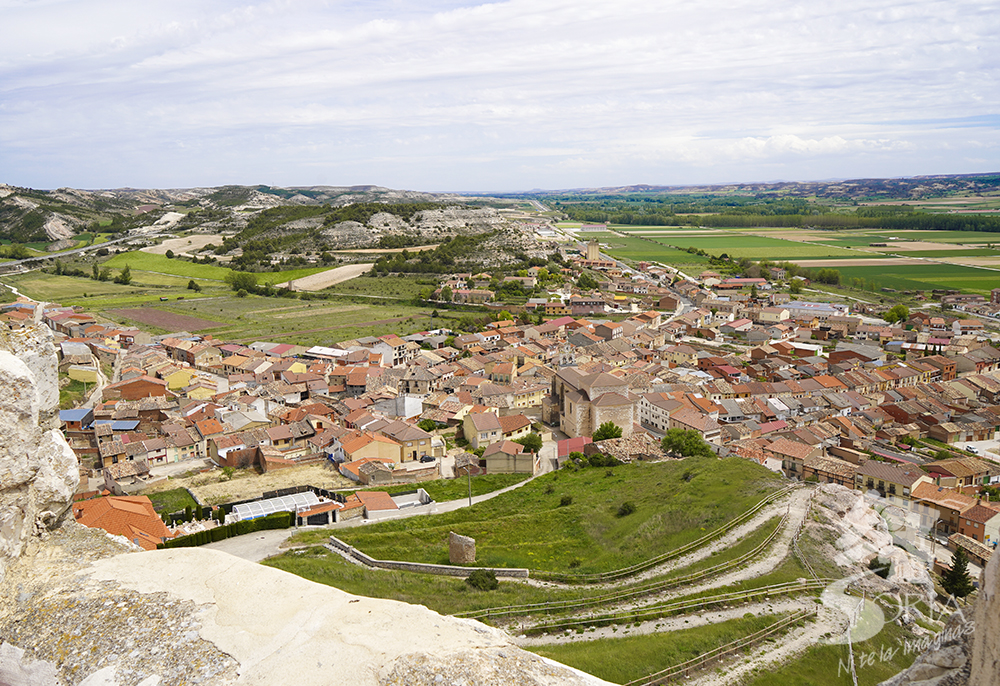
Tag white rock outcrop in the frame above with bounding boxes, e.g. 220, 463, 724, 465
0, 325, 79, 579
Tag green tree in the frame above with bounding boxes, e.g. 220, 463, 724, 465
576, 272, 598, 290
750, 283, 759, 299
440, 285, 453, 301
514, 432, 543, 453
98, 267, 112, 282
187, 279, 202, 292
417, 419, 439, 432
660, 428, 714, 458
92, 263, 99, 280
789, 280, 802, 295
114, 264, 132, 285
497, 310, 513, 321
592, 421, 623, 441
225, 271, 258, 293
941, 546, 975, 598
884, 304, 910, 324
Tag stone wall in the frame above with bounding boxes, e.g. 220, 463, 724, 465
0, 324, 78, 580
969, 549, 999, 686
327, 534, 528, 578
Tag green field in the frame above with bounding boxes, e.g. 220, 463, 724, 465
528, 613, 796, 684
896, 248, 1000, 258
745, 618, 918, 686
4, 270, 439, 345
335, 458, 783, 574
834, 263, 1000, 294
102, 250, 334, 285
591, 234, 711, 264
810, 230, 1000, 247
127, 296, 436, 345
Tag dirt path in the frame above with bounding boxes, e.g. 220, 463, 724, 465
514, 598, 814, 646
514, 488, 805, 593
329, 244, 439, 254
687, 605, 847, 686
274, 263, 373, 291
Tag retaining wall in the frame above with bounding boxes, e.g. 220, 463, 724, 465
327, 535, 529, 578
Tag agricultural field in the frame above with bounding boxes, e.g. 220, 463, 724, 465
114, 296, 436, 345
582, 233, 711, 265
2, 268, 440, 345
832, 263, 1000, 295
614, 228, 871, 261
102, 250, 326, 284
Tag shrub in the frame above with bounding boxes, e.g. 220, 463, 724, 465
466, 569, 499, 591
868, 557, 890, 579
617, 501, 636, 517
559, 495, 573, 507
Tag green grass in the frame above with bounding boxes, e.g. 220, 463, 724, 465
102, 250, 332, 285
528, 612, 798, 684
335, 458, 784, 574
745, 616, 919, 686
893, 248, 1000, 257
146, 488, 198, 514
103, 251, 233, 279
59, 378, 89, 409
6, 270, 437, 344
580, 233, 710, 264
327, 274, 438, 299
157, 296, 436, 345
377, 473, 531, 502
264, 546, 596, 615
834, 263, 1000, 294
277, 514, 788, 621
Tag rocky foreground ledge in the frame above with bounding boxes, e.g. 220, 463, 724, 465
0, 524, 609, 686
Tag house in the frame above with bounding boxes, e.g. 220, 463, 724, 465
73, 495, 173, 551
854, 461, 932, 504
341, 431, 403, 464
462, 411, 503, 450
101, 376, 172, 401
482, 440, 536, 474
498, 414, 532, 442
957, 502, 1000, 546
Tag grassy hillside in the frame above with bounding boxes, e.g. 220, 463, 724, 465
335, 457, 783, 574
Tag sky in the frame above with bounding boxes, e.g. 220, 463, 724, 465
1, 0, 998, 192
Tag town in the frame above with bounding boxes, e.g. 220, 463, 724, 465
11, 226, 998, 580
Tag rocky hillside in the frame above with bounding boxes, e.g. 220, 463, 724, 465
0, 183, 515, 257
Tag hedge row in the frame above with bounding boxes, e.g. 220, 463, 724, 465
157, 511, 294, 549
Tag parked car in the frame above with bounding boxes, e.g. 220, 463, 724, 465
419, 454, 435, 463
965, 445, 979, 454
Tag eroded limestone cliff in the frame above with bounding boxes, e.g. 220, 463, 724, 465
0, 324, 78, 580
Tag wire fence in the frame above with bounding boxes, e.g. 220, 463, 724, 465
622, 607, 819, 686
456, 510, 789, 620
534, 485, 797, 584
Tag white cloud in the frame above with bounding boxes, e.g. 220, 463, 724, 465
0, 0, 997, 189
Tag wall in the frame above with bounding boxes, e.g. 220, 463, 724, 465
0, 324, 79, 578
327, 535, 528, 578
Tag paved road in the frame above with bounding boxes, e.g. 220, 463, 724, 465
205, 462, 549, 563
